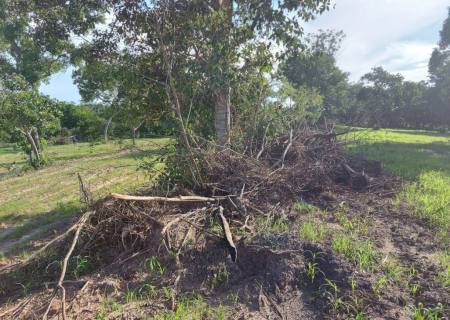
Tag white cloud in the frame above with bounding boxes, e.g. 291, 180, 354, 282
305, 0, 449, 81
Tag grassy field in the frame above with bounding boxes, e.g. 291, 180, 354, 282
0, 138, 168, 227
344, 128, 450, 180
344, 128, 450, 244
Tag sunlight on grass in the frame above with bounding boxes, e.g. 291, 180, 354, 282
343, 128, 450, 180
398, 171, 450, 244
0, 138, 168, 226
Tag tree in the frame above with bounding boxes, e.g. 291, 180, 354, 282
428, 7, 450, 128
0, 0, 105, 87
77, 0, 332, 149
281, 30, 350, 121
60, 103, 105, 141
0, 76, 61, 167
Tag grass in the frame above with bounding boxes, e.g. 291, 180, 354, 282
398, 171, 450, 244
344, 128, 450, 180
152, 295, 229, 320
0, 138, 168, 227
344, 128, 449, 246
298, 222, 327, 242
331, 233, 378, 271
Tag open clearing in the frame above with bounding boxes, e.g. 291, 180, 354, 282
0, 138, 168, 250
0, 129, 449, 319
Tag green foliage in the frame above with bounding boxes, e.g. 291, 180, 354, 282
255, 216, 289, 234
145, 256, 165, 277
281, 30, 350, 120
412, 303, 445, 320
153, 295, 229, 320
298, 222, 327, 242
0, 0, 104, 86
60, 103, 105, 141
331, 233, 378, 271
293, 201, 318, 214
399, 171, 450, 244
0, 78, 61, 167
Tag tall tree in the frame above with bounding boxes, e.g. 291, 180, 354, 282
428, 7, 450, 127
0, 75, 61, 167
80, 0, 331, 148
0, 0, 105, 87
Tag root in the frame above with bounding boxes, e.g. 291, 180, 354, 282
42, 210, 94, 320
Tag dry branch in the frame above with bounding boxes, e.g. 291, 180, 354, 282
111, 193, 217, 203
217, 206, 237, 262
42, 210, 94, 320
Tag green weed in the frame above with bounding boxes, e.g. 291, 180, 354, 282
153, 294, 229, 320
146, 256, 165, 276
331, 233, 378, 271
399, 171, 450, 244
255, 216, 289, 234
298, 222, 327, 242
412, 303, 445, 320
293, 201, 318, 214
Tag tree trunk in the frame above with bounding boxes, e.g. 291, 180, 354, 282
131, 127, 136, 145
213, 0, 232, 149
32, 128, 41, 154
26, 130, 40, 167
104, 116, 113, 142
214, 87, 231, 147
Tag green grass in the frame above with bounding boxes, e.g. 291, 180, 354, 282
152, 295, 229, 320
331, 233, 378, 271
344, 128, 449, 246
298, 222, 327, 242
0, 138, 168, 227
344, 128, 450, 180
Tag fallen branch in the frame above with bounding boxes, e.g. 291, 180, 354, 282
42, 210, 94, 320
111, 193, 217, 203
217, 206, 237, 262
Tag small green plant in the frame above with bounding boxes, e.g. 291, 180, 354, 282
382, 258, 404, 284
227, 292, 240, 304
372, 275, 388, 296
331, 233, 378, 271
298, 222, 327, 242
211, 264, 229, 288
412, 303, 445, 320
434, 251, 450, 288
293, 201, 317, 214
73, 255, 93, 278
306, 261, 318, 283
255, 216, 289, 234
146, 256, 165, 276
153, 294, 229, 320
139, 282, 157, 299
321, 279, 344, 313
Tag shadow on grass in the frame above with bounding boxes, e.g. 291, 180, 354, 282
348, 141, 450, 180
388, 129, 450, 138
0, 201, 81, 245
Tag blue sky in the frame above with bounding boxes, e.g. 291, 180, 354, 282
40, 0, 449, 103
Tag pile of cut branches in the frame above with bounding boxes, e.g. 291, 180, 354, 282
1, 128, 386, 319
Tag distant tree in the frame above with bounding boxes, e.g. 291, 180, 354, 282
281, 30, 350, 121
60, 103, 105, 141
428, 7, 450, 128
0, 76, 61, 167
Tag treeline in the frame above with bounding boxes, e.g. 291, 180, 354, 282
0, 1, 449, 170
281, 10, 450, 130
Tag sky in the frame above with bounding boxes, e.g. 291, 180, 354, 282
39, 0, 449, 103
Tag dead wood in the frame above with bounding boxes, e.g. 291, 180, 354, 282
218, 206, 237, 262
111, 193, 217, 203
42, 210, 94, 320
